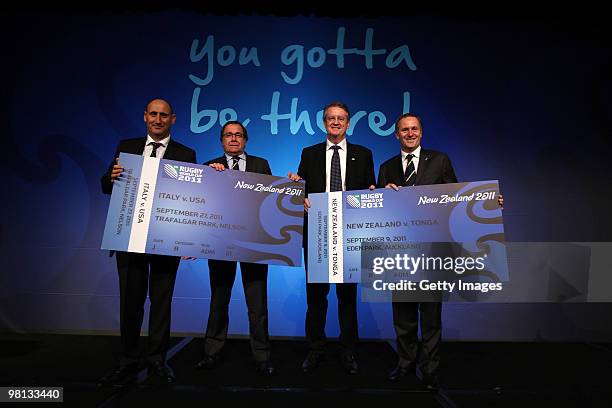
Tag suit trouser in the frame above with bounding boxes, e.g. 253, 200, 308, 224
116, 251, 179, 367
305, 281, 358, 354
204, 259, 271, 362
392, 301, 441, 375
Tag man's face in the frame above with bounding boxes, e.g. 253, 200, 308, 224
144, 99, 175, 140
221, 124, 247, 155
396, 116, 422, 153
324, 106, 350, 142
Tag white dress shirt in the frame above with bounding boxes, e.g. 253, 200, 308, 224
325, 138, 347, 192
401, 145, 422, 176
224, 152, 247, 172
144, 134, 170, 159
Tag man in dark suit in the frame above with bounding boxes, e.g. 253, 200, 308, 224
289, 102, 375, 375
98, 98, 197, 386
377, 113, 456, 389
194, 120, 275, 376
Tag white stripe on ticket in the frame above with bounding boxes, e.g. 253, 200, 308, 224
128, 157, 160, 253
328, 191, 343, 283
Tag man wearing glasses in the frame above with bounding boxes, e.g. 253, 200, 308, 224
194, 120, 275, 376
289, 102, 375, 375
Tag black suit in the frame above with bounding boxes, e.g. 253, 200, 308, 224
377, 148, 457, 376
298, 141, 375, 354
202, 153, 272, 363
101, 137, 197, 367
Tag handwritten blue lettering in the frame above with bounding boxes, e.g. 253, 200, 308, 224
190, 88, 251, 133
280, 45, 304, 85
261, 91, 411, 136
189, 35, 261, 86
280, 27, 416, 85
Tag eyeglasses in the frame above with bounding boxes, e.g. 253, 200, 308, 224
325, 116, 348, 123
222, 132, 245, 139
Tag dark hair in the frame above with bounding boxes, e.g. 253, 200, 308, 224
145, 98, 174, 115
323, 101, 350, 119
220, 120, 249, 141
395, 113, 423, 132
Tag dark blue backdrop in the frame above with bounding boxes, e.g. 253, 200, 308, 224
1, 8, 611, 341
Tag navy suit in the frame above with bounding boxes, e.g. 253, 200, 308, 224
377, 148, 457, 375
101, 137, 196, 367
202, 153, 273, 363
298, 141, 375, 354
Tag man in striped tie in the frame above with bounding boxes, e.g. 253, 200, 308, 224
195, 121, 275, 376
377, 113, 457, 390
289, 102, 376, 375
99, 98, 197, 386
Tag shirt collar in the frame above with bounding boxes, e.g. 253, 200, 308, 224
146, 134, 170, 147
401, 145, 421, 160
225, 152, 246, 161
326, 138, 347, 151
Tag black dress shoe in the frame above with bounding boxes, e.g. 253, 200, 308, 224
148, 361, 176, 383
301, 352, 322, 373
340, 354, 360, 375
97, 365, 138, 387
194, 354, 219, 370
257, 360, 276, 376
388, 364, 414, 381
421, 372, 440, 391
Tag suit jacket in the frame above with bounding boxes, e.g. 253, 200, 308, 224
101, 137, 197, 194
204, 153, 271, 176
298, 141, 376, 249
377, 148, 457, 188
298, 141, 375, 195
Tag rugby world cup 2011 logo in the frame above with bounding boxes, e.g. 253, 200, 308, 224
346, 194, 361, 208
345, 192, 385, 209
163, 163, 203, 183
164, 164, 179, 179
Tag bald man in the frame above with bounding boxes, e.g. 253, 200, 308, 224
99, 98, 196, 386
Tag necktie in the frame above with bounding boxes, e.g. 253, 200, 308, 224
231, 155, 240, 170
149, 142, 163, 158
330, 145, 342, 192
404, 153, 417, 186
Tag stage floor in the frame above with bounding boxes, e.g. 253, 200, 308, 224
1, 333, 611, 407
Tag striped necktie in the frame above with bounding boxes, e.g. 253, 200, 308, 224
404, 154, 416, 186
330, 145, 342, 192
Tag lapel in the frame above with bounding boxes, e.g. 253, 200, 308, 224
163, 139, 176, 160
135, 138, 148, 155
244, 153, 253, 172
221, 155, 229, 169
394, 154, 405, 185
316, 142, 327, 186
345, 141, 356, 186
415, 149, 432, 186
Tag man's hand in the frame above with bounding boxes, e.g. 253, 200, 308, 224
209, 163, 225, 171
385, 183, 400, 191
368, 185, 375, 190
181, 256, 197, 260
110, 158, 124, 181
304, 197, 311, 213
287, 172, 302, 182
